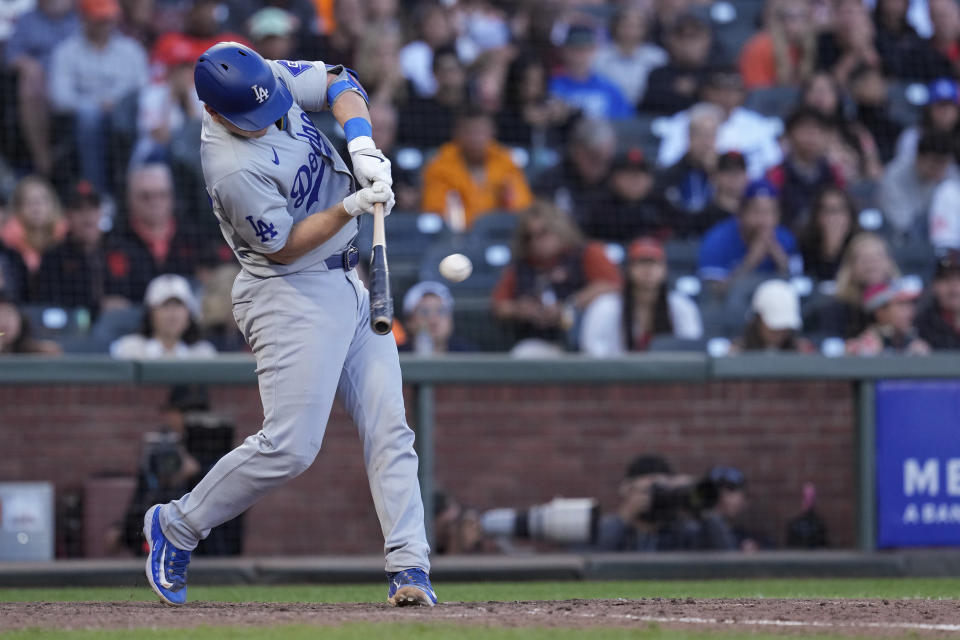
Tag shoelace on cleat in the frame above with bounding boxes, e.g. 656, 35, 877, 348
167, 549, 192, 587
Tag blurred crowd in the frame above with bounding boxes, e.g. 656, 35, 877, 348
1, 0, 959, 357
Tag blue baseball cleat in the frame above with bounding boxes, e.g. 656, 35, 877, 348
387, 568, 438, 607
143, 504, 192, 606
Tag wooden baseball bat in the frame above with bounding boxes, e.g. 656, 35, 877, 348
369, 202, 393, 335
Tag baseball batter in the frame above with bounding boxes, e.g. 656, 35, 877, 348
143, 42, 436, 608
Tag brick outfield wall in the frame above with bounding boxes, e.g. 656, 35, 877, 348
0, 381, 856, 556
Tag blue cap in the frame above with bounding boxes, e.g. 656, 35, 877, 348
742, 178, 779, 203
928, 78, 958, 105
194, 41, 293, 131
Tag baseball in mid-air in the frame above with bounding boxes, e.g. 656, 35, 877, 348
439, 253, 473, 282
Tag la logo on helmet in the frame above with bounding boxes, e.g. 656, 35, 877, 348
252, 85, 270, 103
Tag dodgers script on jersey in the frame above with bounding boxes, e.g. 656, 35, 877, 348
200, 59, 355, 277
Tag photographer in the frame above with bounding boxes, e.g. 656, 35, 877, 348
122, 385, 204, 554
697, 465, 762, 552
594, 455, 701, 552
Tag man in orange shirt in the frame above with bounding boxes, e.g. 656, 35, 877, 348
421, 107, 533, 230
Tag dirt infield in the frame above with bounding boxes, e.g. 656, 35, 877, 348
2, 599, 960, 636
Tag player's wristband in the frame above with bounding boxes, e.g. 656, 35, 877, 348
344, 118, 373, 144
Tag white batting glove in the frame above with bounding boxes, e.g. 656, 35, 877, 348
348, 136, 393, 188
342, 181, 395, 218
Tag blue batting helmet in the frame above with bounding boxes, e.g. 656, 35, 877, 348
194, 41, 293, 131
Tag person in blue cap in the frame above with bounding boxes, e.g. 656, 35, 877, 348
892, 78, 960, 167
697, 179, 802, 291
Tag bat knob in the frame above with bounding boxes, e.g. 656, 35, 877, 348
372, 316, 392, 335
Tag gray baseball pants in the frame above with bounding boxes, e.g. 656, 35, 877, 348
159, 267, 430, 572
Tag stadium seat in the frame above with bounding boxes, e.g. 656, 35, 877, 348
468, 211, 519, 246
743, 86, 801, 120
893, 238, 937, 282
611, 115, 662, 159
19, 305, 90, 340
90, 305, 144, 346
419, 238, 510, 296
665, 238, 701, 276
887, 81, 924, 129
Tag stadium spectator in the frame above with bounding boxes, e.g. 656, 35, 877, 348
657, 102, 722, 219
592, 3, 667, 106
0, 0, 34, 49
640, 12, 713, 115
131, 43, 202, 167
31, 181, 108, 311
399, 2, 462, 98
731, 279, 815, 353
120, 384, 203, 554
580, 237, 703, 356
368, 101, 419, 213
739, 0, 816, 90
846, 278, 930, 355
880, 133, 960, 240
534, 117, 616, 226
110, 273, 216, 358
815, 0, 880, 87
766, 108, 845, 230
697, 466, 762, 552
247, 7, 299, 62
698, 151, 749, 237
119, 0, 159, 48
151, 0, 247, 78
917, 250, 960, 349
353, 22, 407, 106
798, 71, 883, 196
799, 186, 859, 282
197, 264, 245, 353
0, 291, 62, 355
848, 64, 902, 164
398, 45, 467, 148
892, 78, 960, 168
491, 201, 621, 355
593, 454, 701, 552
805, 232, 901, 338
496, 54, 575, 148
399, 281, 475, 354
0, 242, 28, 303
929, 0, 960, 78
103, 163, 206, 305
432, 490, 492, 555
119, 383, 243, 556
656, 67, 783, 179
420, 107, 533, 230
4, 0, 80, 176
307, 0, 362, 63
548, 24, 632, 120
873, 0, 949, 80
582, 148, 672, 242
698, 180, 802, 291
48, 0, 148, 193
456, 0, 510, 57
1, 175, 66, 275
928, 166, 960, 251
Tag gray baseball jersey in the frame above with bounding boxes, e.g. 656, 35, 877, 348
159, 56, 431, 576
201, 59, 356, 277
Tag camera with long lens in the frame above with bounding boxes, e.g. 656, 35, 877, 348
480, 498, 599, 545
644, 482, 697, 523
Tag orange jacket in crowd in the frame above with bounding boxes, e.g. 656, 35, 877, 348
421, 141, 534, 229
